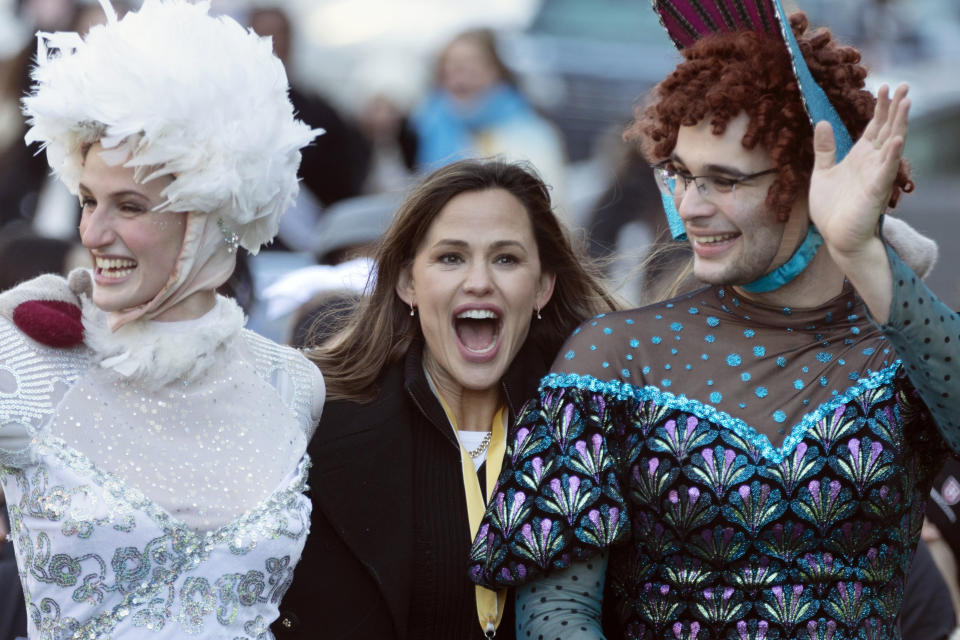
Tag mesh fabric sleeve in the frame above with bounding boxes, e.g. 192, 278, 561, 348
515, 552, 607, 640
879, 245, 960, 449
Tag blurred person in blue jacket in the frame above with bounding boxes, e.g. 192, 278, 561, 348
412, 29, 567, 212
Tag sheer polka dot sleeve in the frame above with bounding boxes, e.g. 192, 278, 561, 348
515, 552, 607, 640
879, 245, 960, 449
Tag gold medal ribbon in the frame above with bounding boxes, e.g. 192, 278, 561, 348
433, 391, 508, 637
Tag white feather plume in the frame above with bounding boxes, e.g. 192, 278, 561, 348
22, 0, 321, 254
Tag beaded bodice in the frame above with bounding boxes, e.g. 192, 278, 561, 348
470, 253, 960, 639
0, 300, 323, 639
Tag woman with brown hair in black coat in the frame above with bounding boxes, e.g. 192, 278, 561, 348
274, 159, 618, 639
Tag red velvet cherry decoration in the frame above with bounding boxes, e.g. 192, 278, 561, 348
12, 300, 84, 348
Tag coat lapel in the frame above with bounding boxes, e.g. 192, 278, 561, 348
309, 363, 414, 638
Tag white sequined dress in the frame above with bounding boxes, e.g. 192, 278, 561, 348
0, 272, 324, 639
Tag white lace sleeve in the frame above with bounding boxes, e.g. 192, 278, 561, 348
0, 315, 87, 467
241, 329, 324, 439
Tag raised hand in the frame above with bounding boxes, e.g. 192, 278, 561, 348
809, 84, 910, 260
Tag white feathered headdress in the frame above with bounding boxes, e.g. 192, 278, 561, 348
22, 0, 321, 254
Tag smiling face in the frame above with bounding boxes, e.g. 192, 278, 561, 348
78, 143, 186, 315
672, 112, 807, 286
397, 188, 555, 394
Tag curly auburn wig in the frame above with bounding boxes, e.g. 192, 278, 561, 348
628, 12, 913, 221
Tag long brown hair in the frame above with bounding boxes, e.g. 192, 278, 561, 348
308, 159, 619, 402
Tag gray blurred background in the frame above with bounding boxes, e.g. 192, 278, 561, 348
1, 0, 957, 342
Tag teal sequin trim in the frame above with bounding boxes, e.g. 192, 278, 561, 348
539, 362, 901, 464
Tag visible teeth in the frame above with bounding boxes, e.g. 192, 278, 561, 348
96, 256, 136, 279
457, 309, 498, 320
698, 234, 738, 244
97, 258, 137, 277
96, 257, 137, 270
101, 268, 135, 279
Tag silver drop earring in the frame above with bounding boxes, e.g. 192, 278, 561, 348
410, 304, 415, 317
536, 306, 542, 320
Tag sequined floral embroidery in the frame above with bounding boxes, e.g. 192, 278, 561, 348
4, 442, 311, 638
0, 306, 320, 639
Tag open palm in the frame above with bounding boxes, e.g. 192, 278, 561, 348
809, 84, 910, 259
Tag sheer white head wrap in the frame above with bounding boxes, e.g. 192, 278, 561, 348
21, 0, 322, 329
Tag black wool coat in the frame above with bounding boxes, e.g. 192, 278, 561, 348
273, 338, 549, 639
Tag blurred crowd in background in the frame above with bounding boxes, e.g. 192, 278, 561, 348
2, 0, 959, 341
1, 0, 960, 637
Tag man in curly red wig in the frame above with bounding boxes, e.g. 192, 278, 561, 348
635, 13, 912, 223
467, 3, 960, 639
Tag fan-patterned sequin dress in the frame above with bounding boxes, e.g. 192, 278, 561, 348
470, 250, 959, 639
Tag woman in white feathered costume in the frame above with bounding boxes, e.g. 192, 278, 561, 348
0, 1, 325, 637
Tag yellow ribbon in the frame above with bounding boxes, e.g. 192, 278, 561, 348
434, 392, 508, 637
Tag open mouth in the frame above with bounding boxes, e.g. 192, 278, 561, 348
95, 257, 137, 279
454, 309, 501, 354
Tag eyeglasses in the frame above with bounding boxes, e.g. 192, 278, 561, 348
652, 162, 777, 203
